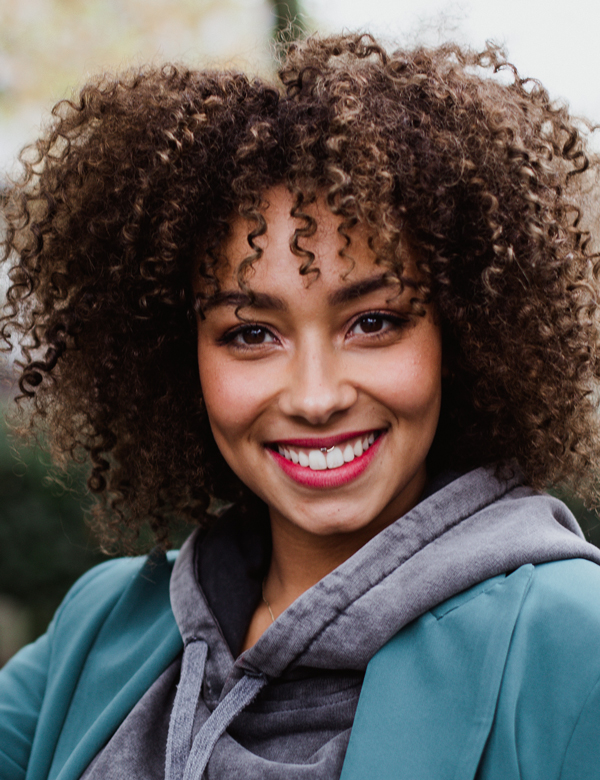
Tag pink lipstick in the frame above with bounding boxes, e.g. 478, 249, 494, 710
267, 430, 384, 489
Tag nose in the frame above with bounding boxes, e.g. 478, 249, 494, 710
278, 338, 358, 426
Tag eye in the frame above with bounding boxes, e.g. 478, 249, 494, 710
221, 324, 277, 347
240, 326, 273, 345
353, 314, 386, 334
349, 312, 407, 337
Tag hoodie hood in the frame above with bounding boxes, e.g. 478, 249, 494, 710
172, 466, 600, 680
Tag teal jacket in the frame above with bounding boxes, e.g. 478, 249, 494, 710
2, 554, 600, 780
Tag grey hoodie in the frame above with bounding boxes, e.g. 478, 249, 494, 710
81, 468, 600, 779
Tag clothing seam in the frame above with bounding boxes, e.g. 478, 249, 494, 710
463, 567, 535, 780
433, 575, 509, 620
558, 665, 600, 779
229, 691, 361, 715
508, 572, 533, 780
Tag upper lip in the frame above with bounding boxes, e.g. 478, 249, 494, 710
269, 429, 382, 449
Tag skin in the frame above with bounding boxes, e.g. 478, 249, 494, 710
195, 187, 444, 650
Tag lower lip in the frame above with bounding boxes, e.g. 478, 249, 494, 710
267, 433, 384, 489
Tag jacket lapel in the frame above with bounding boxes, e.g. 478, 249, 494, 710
340, 565, 534, 780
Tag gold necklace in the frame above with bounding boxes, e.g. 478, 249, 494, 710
261, 578, 276, 624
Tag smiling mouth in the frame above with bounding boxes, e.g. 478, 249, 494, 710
271, 431, 381, 471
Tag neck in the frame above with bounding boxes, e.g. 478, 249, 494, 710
263, 471, 426, 617
264, 525, 356, 611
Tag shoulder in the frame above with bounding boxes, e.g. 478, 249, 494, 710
503, 559, 600, 706
348, 561, 600, 780
528, 555, 600, 594
478, 559, 600, 780
57, 556, 147, 604
54, 550, 178, 620
437, 559, 600, 679
514, 558, 600, 650
0, 551, 181, 780
491, 559, 600, 710
49, 550, 179, 648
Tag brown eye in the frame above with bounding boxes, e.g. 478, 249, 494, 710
242, 327, 269, 344
358, 315, 384, 334
220, 324, 277, 349
348, 312, 409, 339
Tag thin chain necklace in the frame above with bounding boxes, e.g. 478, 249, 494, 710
261, 578, 276, 624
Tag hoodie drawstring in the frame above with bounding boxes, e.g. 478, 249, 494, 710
165, 638, 209, 780
183, 671, 268, 779
165, 637, 269, 780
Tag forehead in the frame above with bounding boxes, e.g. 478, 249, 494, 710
196, 187, 419, 318
193, 186, 421, 318
229, 187, 361, 257
214, 186, 394, 290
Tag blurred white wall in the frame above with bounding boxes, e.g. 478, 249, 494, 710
305, 0, 600, 122
0, 0, 274, 178
2, 0, 600, 177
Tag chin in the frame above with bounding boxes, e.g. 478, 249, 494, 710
294, 508, 378, 538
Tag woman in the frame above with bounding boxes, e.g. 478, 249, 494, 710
2, 33, 600, 780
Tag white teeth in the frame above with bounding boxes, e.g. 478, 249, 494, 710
277, 433, 379, 471
308, 450, 328, 470
343, 444, 355, 462
326, 447, 345, 469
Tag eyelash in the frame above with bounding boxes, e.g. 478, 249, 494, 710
217, 311, 410, 351
218, 325, 276, 350
348, 311, 410, 338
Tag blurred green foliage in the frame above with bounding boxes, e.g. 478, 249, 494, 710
269, 0, 305, 42
558, 494, 600, 548
0, 413, 108, 643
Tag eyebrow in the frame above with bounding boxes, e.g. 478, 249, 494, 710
199, 290, 287, 313
328, 273, 413, 305
199, 273, 413, 314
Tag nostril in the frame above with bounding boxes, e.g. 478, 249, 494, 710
278, 381, 358, 426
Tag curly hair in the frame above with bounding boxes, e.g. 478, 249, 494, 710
2, 33, 600, 551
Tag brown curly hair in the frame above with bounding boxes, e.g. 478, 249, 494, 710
3, 33, 600, 551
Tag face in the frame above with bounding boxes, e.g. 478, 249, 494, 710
195, 187, 443, 547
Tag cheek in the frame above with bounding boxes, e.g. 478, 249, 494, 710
197, 344, 265, 453
198, 360, 238, 437
373, 339, 443, 423
394, 361, 441, 417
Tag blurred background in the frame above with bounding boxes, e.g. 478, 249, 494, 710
1, 0, 600, 665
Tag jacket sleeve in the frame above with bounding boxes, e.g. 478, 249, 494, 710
0, 555, 179, 780
0, 628, 53, 780
0, 559, 130, 780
